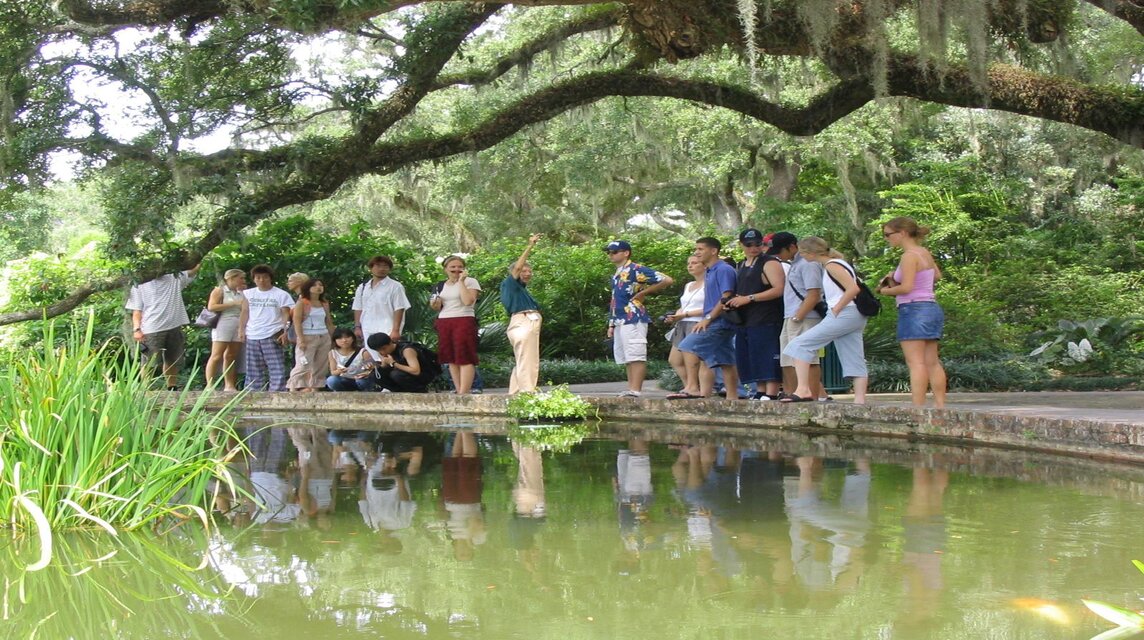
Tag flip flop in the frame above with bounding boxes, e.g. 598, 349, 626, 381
779, 393, 814, 403
666, 392, 702, 400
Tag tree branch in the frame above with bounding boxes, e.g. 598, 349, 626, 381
886, 55, 1144, 148
0, 276, 131, 325
431, 7, 624, 89
1084, 0, 1144, 36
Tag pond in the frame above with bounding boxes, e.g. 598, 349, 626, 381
5, 420, 1144, 640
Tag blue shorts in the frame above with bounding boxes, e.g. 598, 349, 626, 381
679, 325, 737, 368
735, 323, 782, 383
897, 301, 944, 341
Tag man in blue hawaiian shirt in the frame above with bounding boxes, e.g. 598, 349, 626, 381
605, 240, 674, 397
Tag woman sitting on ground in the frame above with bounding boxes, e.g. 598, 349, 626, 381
326, 328, 375, 391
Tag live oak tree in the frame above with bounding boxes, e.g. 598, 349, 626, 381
1, 0, 1142, 324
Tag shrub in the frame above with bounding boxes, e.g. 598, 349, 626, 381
506, 385, 595, 422
477, 357, 671, 389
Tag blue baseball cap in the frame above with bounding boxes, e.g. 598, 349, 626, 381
604, 240, 632, 252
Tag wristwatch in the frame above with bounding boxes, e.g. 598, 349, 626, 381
747, 294, 755, 302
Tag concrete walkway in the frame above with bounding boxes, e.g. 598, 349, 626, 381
517, 381, 1144, 428
192, 383, 1144, 463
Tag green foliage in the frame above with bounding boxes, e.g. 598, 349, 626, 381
506, 384, 595, 422
477, 357, 671, 389
0, 316, 244, 552
867, 358, 1051, 392
1028, 317, 1144, 374
0, 248, 127, 355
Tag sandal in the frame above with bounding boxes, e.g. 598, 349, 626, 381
779, 393, 814, 403
666, 391, 702, 400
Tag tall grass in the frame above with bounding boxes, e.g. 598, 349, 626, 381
0, 315, 246, 566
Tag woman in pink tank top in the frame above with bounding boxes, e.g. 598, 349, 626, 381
875, 217, 948, 408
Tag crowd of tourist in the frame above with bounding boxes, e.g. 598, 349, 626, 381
125, 216, 946, 407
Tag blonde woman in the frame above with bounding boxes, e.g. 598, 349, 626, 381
665, 255, 707, 399
287, 278, 335, 392
780, 237, 868, 404
205, 268, 246, 391
876, 216, 947, 408
431, 255, 482, 394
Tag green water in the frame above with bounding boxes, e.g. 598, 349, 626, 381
5, 422, 1144, 639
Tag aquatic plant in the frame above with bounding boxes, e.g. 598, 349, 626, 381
506, 385, 595, 422
1083, 559, 1144, 639
0, 315, 245, 566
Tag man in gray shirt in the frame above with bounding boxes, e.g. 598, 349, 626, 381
775, 233, 827, 400
126, 264, 201, 390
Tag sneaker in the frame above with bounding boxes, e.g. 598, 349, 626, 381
380, 388, 392, 393
817, 396, 834, 402
751, 392, 775, 401
471, 389, 483, 395
618, 390, 642, 398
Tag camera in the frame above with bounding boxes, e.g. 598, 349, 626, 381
657, 313, 671, 323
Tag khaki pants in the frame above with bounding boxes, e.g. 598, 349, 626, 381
507, 312, 542, 394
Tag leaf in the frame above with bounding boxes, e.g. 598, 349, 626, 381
1134, 559, 1144, 576
1083, 600, 1144, 628
1089, 626, 1144, 640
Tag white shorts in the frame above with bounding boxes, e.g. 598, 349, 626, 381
780, 317, 822, 366
613, 322, 648, 364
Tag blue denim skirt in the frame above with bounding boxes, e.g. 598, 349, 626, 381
897, 301, 944, 341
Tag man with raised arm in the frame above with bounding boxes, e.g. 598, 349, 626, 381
500, 234, 543, 394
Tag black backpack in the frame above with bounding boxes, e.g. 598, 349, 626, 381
826, 261, 882, 317
399, 341, 443, 382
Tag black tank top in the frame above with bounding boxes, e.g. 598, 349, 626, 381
736, 256, 784, 325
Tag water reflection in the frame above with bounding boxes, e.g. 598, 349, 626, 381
16, 422, 1143, 639
897, 464, 950, 635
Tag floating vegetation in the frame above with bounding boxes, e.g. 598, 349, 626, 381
0, 315, 246, 567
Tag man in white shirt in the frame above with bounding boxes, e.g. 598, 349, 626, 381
125, 263, 201, 390
238, 264, 294, 391
352, 255, 411, 358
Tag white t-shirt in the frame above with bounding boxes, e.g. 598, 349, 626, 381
437, 277, 482, 319
125, 271, 195, 333
352, 277, 411, 336
243, 286, 294, 340
359, 471, 416, 531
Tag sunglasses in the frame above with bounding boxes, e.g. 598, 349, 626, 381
883, 230, 900, 238
607, 250, 624, 255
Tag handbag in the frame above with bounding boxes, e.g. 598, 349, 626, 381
788, 279, 829, 319
194, 307, 220, 329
